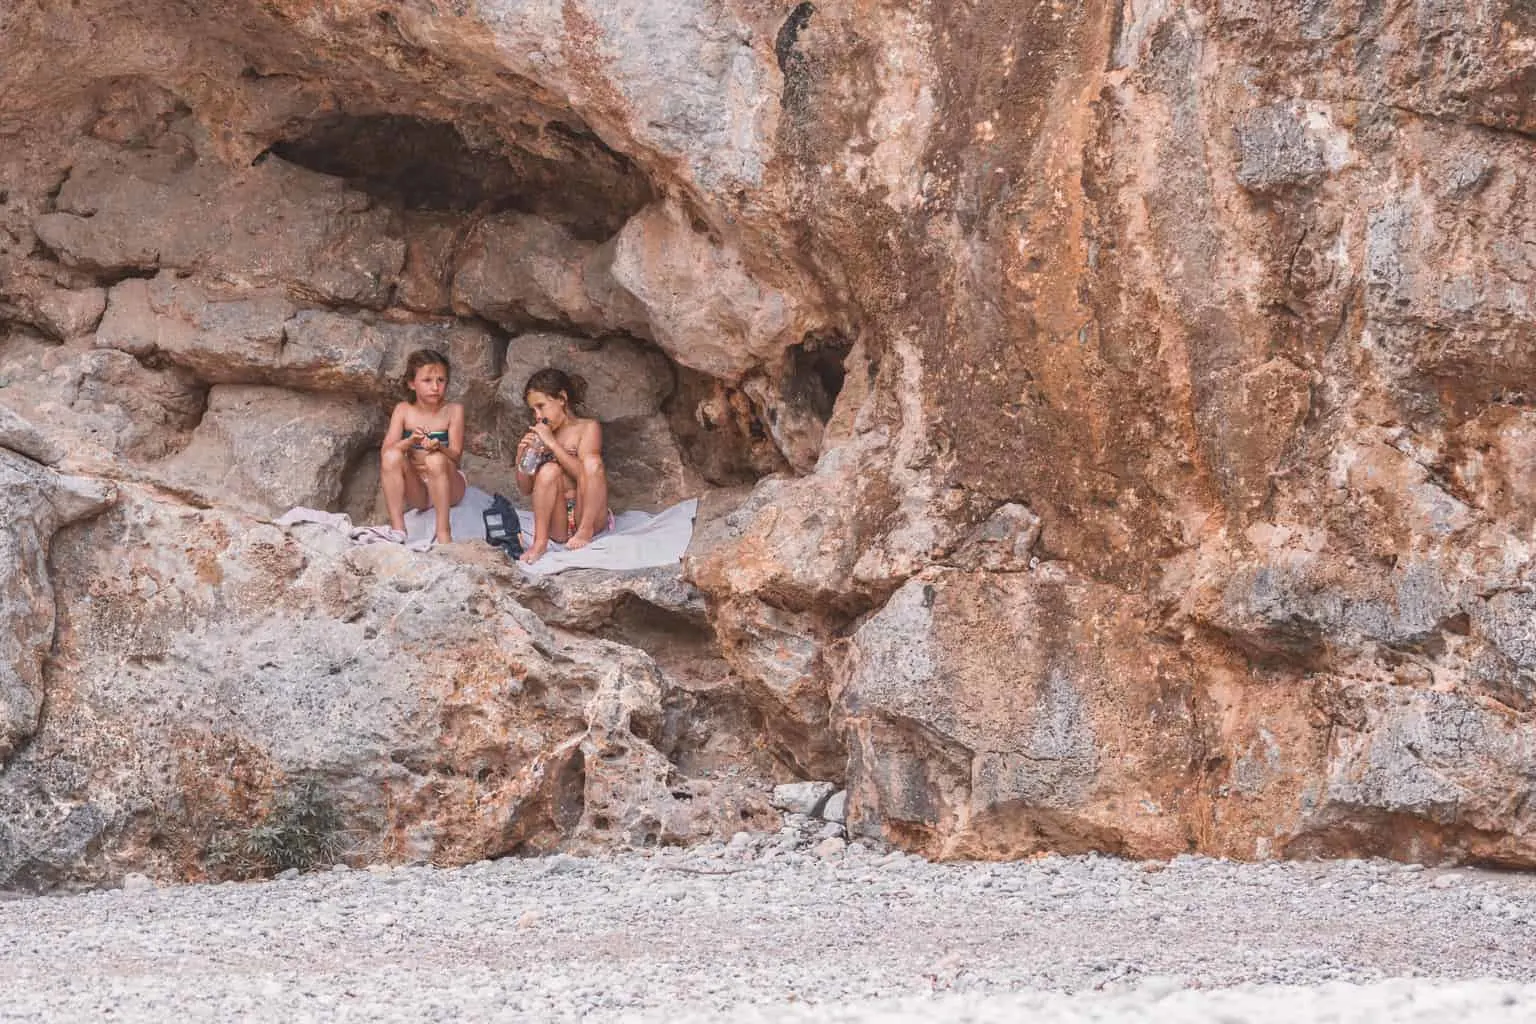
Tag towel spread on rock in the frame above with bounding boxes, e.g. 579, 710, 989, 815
272, 506, 434, 552
274, 486, 698, 576
512, 498, 700, 576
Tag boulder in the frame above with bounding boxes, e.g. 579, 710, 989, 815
0, 258, 106, 340
394, 212, 462, 315
96, 275, 294, 381
770, 781, 836, 815
602, 415, 702, 514
1292, 682, 1536, 865
97, 275, 500, 402
0, 491, 774, 889
452, 213, 620, 333
0, 405, 65, 466
0, 341, 205, 462
154, 385, 383, 516
0, 449, 113, 766
836, 568, 1202, 859
498, 332, 674, 424
282, 311, 500, 409
611, 202, 821, 382
34, 150, 404, 307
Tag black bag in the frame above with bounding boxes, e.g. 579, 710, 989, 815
482, 493, 524, 559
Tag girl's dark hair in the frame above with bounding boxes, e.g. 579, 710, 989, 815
402, 349, 451, 401
523, 367, 588, 411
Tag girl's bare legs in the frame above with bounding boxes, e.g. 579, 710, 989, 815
566, 454, 608, 550
421, 452, 464, 543
381, 447, 412, 532
521, 461, 569, 563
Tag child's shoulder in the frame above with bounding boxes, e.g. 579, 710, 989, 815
391, 399, 413, 416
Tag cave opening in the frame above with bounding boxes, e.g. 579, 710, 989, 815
268, 113, 654, 242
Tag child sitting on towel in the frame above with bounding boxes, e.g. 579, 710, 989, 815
380, 349, 466, 545
516, 368, 611, 564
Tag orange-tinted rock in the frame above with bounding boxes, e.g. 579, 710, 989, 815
6, 0, 1536, 884
837, 568, 1202, 859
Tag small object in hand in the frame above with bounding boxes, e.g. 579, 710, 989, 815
518, 418, 550, 474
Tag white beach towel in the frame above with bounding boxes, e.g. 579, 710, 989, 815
277, 488, 698, 575
513, 498, 699, 576
402, 486, 497, 546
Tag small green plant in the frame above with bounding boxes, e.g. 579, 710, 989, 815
205, 779, 352, 877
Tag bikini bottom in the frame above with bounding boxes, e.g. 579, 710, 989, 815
565, 495, 614, 536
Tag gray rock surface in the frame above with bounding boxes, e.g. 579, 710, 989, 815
0, 449, 113, 765
771, 781, 837, 816
610, 201, 822, 383
35, 150, 404, 306
452, 213, 628, 334
98, 276, 500, 401
498, 332, 674, 424
0, 341, 205, 462
154, 385, 382, 515
0, 490, 771, 890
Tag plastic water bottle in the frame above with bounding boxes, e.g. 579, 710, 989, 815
518, 421, 548, 474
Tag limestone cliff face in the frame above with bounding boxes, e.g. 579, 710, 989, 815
3, 0, 1536, 887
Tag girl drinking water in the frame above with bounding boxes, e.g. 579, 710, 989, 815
380, 349, 466, 544
516, 368, 610, 564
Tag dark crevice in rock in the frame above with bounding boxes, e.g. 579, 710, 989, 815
8, 503, 107, 774
664, 367, 789, 487
86, 265, 159, 289
336, 440, 383, 521
592, 595, 721, 685
552, 747, 586, 834
775, 3, 815, 73
782, 331, 852, 425
270, 114, 653, 241
42, 170, 70, 214
775, 2, 818, 145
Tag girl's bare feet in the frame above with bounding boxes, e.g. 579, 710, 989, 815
566, 530, 594, 550
520, 540, 548, 564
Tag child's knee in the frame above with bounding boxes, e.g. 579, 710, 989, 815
381, 448, 404, 470
423, 453, 451, 478
533, 461, 563, 488
581, 454, 605, 478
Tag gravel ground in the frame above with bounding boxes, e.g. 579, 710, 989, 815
4, 824, 1536, 1022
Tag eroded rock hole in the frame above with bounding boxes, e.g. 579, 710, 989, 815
270, 114, 652, 240
553, 748, 586, 833
783, 332, 852, 424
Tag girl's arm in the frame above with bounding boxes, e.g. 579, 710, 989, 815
577, 419, 603, 462
513, 426, 539, 496
440, 403, 466, 465
382, 403, 413, 453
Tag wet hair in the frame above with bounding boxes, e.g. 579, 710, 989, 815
401, 349, 451, 402
523, 367, 588, 412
